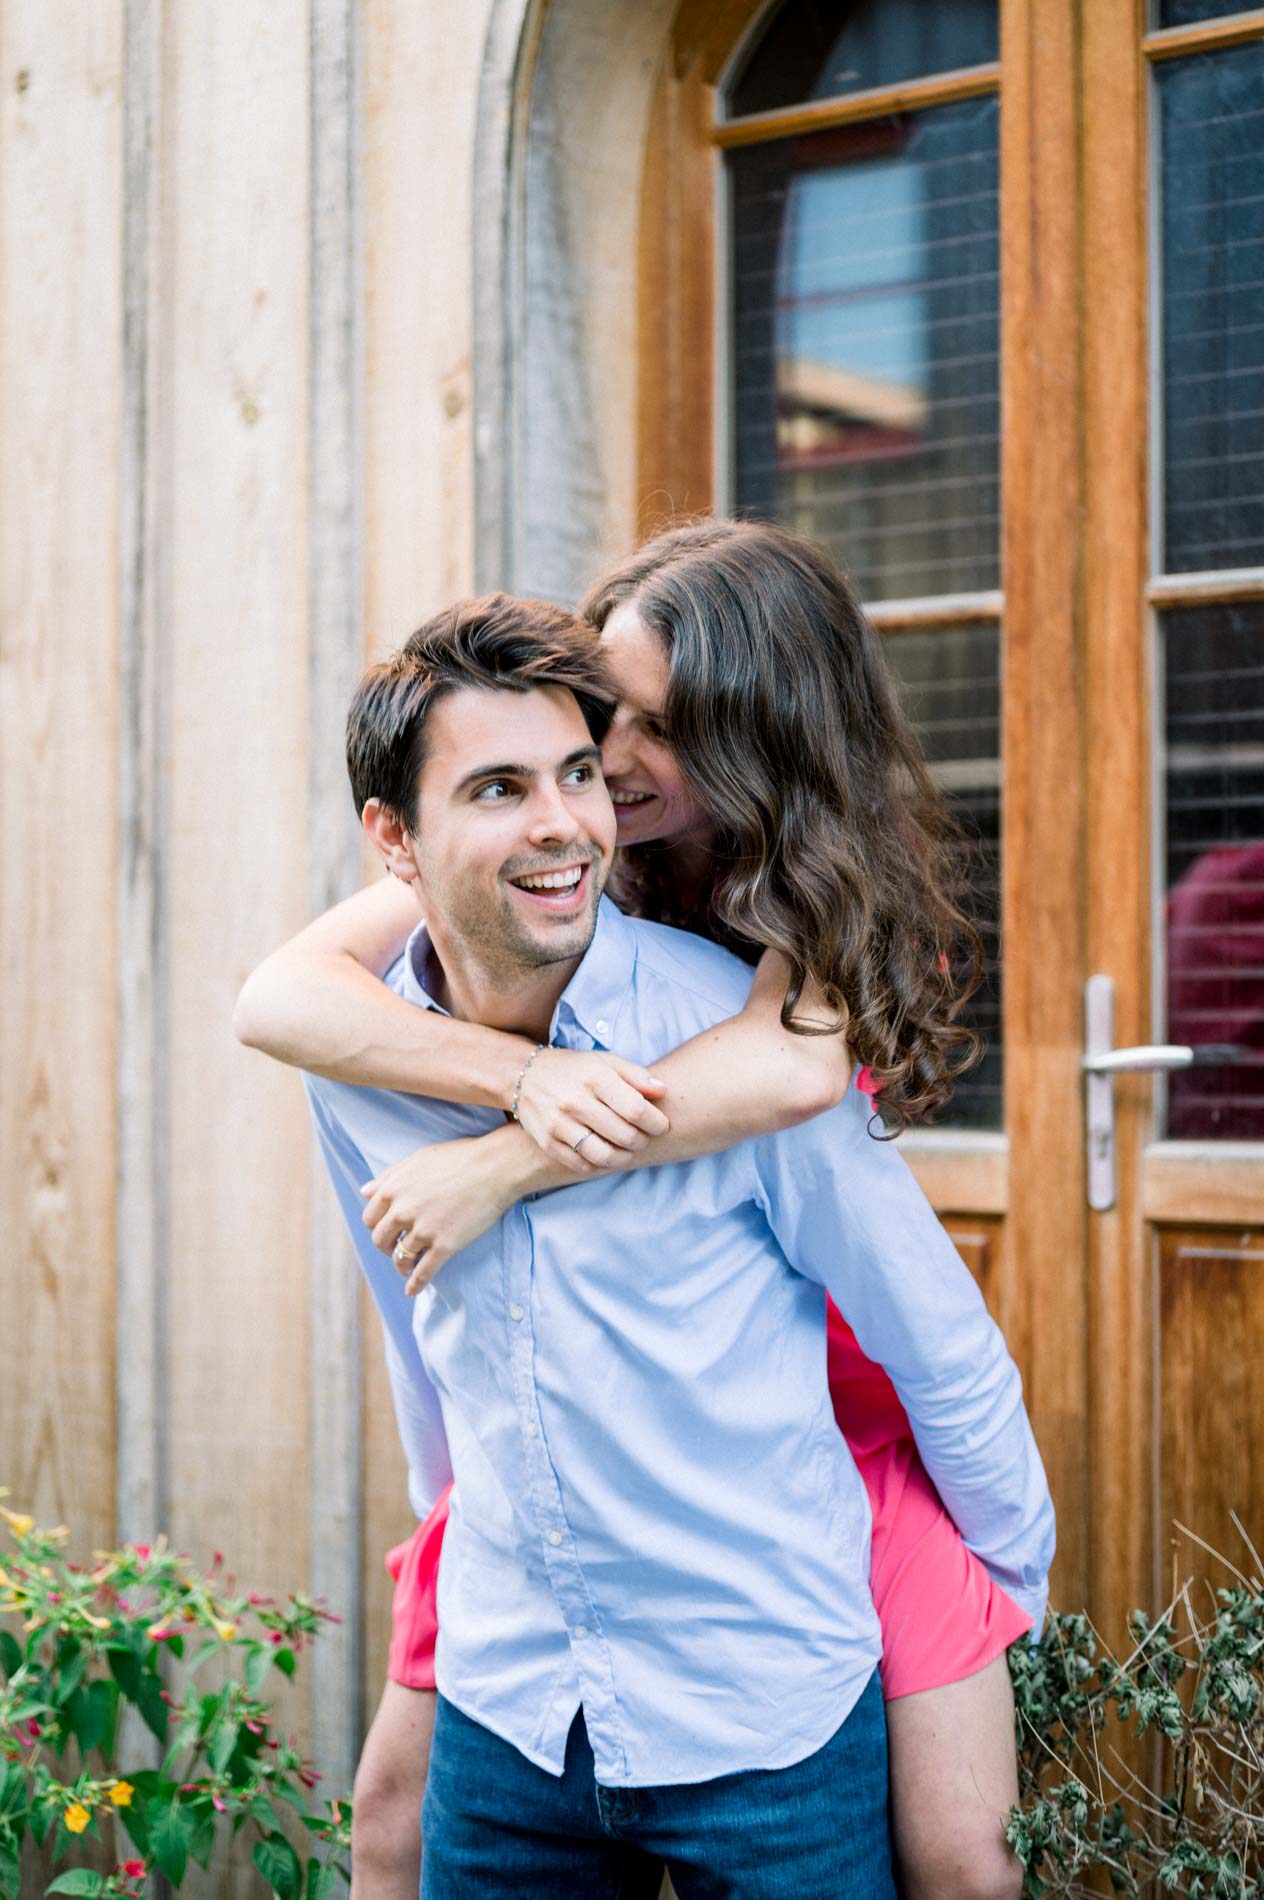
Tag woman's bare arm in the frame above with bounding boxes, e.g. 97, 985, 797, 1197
233, 879, 668, 1151
364, 951, 855, 1289
232, 878, 532, 1106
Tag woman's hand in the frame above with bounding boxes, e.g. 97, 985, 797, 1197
361, 1137, 525, 1294
514, 1048, 670, 1172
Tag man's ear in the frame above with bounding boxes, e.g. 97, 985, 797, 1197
362, 799, 421, 884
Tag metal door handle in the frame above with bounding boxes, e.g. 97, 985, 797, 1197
1082, 1042, 1244, 1075
1080, 978, 1248, 1210
1082, 1044, 1193, 1075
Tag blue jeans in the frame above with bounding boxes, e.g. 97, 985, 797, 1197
420, 1671, 896, 1899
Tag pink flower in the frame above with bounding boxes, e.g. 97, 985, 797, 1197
131, 1545, 150, 1561
122, 1861, 146, 1879
22, 1719, 41, 1742
212, 1794, 227, 1813
269, 1631, 285, 1646
147, 1624, 176, 1643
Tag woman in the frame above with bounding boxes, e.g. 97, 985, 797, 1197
236, 519, 1034, 1900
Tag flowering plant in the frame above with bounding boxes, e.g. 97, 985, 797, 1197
0, 1499, 351, 1898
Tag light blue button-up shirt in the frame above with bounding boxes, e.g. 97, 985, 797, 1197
306, 897, 1054, 1788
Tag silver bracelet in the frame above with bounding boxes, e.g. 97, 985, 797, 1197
510, 1044, 547, 1122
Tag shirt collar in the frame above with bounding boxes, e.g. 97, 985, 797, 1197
396, 894, 637, 1050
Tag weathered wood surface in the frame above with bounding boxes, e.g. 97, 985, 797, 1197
0, 0, 123, 1547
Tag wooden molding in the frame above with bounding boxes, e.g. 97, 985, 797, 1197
900, 1134, 1009, 1215
866, 591, 1004, 631
1081, 0, 1154, 1635
1147, 567, 1264, 608
1143, 9, 1264, 61
1143, 1146, 1264, 1226
714, 62, 1001, 149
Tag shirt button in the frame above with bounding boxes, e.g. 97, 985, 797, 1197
525, 1420, 539, 1438
574, 1624, 589, 1639
509, 1303, 525, 1321
548, 1530, 564, 1547
595, 1019, 611, 1039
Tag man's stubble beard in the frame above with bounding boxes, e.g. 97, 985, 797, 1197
434, 866, 603, 993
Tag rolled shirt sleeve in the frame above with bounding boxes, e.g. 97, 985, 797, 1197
754, 1082, 1055, 1631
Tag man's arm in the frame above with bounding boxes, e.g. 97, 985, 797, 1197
753, 1086, 1055, 1629
306, 1080, 453, 1517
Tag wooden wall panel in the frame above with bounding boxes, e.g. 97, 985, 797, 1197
0, 2, 123, 1541
358, 0, 495, 1720
1159, 1227, 1264, 1595
362, 0, 495, 649
160, 0, 313, 1646
636, 47, 715, 534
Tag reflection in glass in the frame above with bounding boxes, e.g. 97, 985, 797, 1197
730, 97, 1000, 602
729, 0, 997, 119
1163, 602, 1264, 1139
883, 626, 1002, 1131
1158, 42, 1264, 574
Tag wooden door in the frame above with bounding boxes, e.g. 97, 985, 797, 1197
1085, 4, 1264, 1638
641, 0, 1264, 1638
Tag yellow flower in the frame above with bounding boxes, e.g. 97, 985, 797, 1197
64, 1803, 91, 1835
212, 1618, 237, 1642
108, 1781, 134, 1808
0, 1508, 33, 1537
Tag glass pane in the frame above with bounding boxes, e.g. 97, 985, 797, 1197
1155, 0, 1260, 26
1158, 43, 1264, 574
729, 0, 997, 119
884, 625, 1002, 1132
730, 97, 1000, 602
1163, 601, 1264, 1139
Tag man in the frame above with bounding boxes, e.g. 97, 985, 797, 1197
304, 594, 1053, 1897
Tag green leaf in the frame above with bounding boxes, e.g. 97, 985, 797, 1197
188, 1804, 216, 1872
164, 1635, 183, 1661
29, 1803, 51, 1849
53, 1653, 88, 1707
0, 1837, 19, 1900
45, 1875, 106, 1897
245, 1644, 272, 1695
273, 1647, 297, 1678
135, 1670, 168, 1744
0, 1631, 23, 1680
308, 1859, 345, 1899
118, 1799, 149, 1856
253, 1832, 302, 1900
208, 1719, 239, 1776
105, 1647, 141, 1701
150, 1801, 193, 1885
69, 1680, 116, 1759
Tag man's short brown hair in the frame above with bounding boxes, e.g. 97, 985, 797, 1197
346, 594, 617, 830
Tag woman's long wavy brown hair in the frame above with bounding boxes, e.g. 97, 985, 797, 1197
580, 518, 982, 1132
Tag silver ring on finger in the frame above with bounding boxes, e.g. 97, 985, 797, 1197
573, 1132, 592, 1157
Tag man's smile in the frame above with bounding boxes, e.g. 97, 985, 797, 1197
505, 858, 595, 914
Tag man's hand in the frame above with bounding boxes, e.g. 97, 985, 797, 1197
361, 1137, 522, 1294
515, 1048, 669, 1171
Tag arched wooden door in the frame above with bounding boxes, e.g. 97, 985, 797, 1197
637, 0, 1264, 1636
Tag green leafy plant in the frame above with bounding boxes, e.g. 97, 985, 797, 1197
0, 1499, 351, 1898
1007, 1535, 1263, 1896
